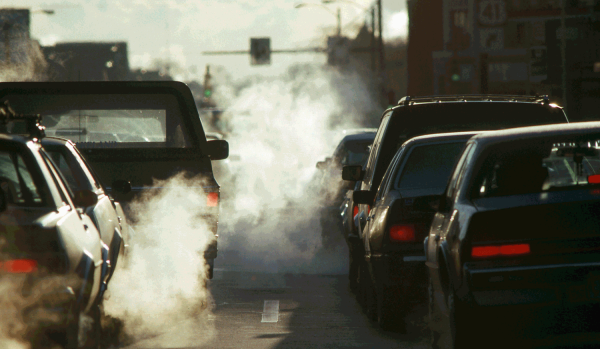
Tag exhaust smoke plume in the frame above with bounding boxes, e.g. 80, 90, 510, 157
103, 174, 216, 347
213, 64, 378, 275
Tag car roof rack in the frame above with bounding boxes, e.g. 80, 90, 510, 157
0, 101, 46, 140
398, 94, 551, 106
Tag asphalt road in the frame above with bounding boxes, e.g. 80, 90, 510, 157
125, 269, 430, 349
120, 206, 432, 349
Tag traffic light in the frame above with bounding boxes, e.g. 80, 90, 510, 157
250, 38, 271, 65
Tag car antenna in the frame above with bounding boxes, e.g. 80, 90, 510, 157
0, 101, 46, 140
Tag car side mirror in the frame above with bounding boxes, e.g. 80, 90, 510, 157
353, 190, 375, 205
206, 140, 229, 160
73, 190, 98, 208
342, 165, 364, 181
112, 180, 132, 194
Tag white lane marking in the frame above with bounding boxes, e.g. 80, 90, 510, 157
261, 300, 279, 323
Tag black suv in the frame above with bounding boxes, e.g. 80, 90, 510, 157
342, 95, 568, 326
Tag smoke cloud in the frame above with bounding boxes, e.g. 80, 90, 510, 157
212, 63, 378, 275
103, 173, 216, 347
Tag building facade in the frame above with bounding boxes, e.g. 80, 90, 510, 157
408, 0, 600, 120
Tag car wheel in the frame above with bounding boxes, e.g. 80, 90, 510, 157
447, 289, 470, 349
376, 284, 406, 332
348, 253, 359, 293
357, 261, 377, 321
65, 303, 101, 349
428, 278, 441, 349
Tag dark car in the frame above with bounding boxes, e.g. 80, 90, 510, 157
317, 130, 376, 248
42, 137, 129, 289
342, 95, 568, 306
426, 122, 600, 348
0, 112, 104, 348
0, 81, 229, 279
353, 131, 479, 331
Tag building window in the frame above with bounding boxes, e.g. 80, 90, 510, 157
450, 11, 470, 50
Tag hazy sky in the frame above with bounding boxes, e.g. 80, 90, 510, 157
5, 0, 407, 81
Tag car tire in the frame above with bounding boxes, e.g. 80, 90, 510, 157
376, 284, 406, 332
348, 253, 359, 293
65, 303, 101, 349
357, 261, 377, 321
447, 289, 470, 349
428, 278, 441, 349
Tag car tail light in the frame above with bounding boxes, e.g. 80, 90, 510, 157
206, 192, 219, 207
389, 224, 416, 242
589, 175, 600, 184
472, 244, 530, 258
0, 259, 38, 273
353, 205, 359, 218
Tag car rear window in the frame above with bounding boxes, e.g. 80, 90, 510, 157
395, 141, 467, 190
475, 140, 600, 198
1, 93, 192, 149
0, 151, 43, 206
339, 140, 372, 166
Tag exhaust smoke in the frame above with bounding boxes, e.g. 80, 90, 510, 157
103, 173, 216, 347
213, 63, 378, 275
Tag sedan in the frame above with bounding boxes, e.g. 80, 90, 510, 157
0, 118, 104, 348
426, 122, 600, 348
42, 137, 130, 293
352, 131, 479, 331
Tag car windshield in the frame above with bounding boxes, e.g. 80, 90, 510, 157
395, 141, 467, 190
476, 140, 600, 198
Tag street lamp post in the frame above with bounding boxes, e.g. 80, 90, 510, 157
295, 3, 342, 36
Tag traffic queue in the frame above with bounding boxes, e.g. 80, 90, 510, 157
323, 94, 600, 347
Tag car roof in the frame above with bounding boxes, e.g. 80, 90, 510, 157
341, 132, 377, 143
0, 133, 36, 145
396, 95, 554, 107
403, 130, 483, 147
471, 121, 600, 147
41, 136, 71, 146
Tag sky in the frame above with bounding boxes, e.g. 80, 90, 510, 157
4, 0, 408, 81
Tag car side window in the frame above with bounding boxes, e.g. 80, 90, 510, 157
446, 142, 476, 202
41, 152, 73, 208
364, 112, 391, 187
71, 146, 103, 191
48, 151, 80, 191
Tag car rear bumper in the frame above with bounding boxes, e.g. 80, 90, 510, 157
369, 252, 427, 290
464, 261, 600, 307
